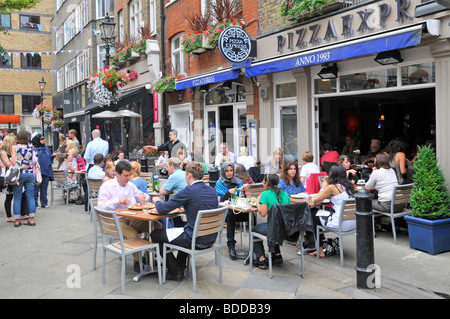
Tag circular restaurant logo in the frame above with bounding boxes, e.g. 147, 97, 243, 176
218, 26, 252, 63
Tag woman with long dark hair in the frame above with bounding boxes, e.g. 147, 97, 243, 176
309, 165, 355, 258
278, 161, 304, 195
252, 173, 291, 269
388, 137, 410, 185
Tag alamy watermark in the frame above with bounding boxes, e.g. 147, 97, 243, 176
366, 264, 381, 289
66, 264, 81, 289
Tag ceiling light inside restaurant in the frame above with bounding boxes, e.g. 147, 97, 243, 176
374, 50, 403, 65
318, 63, 338, 79
222, 80, 232, 90
199, 85, 209, 93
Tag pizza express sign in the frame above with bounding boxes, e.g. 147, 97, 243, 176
218, 26, 253, 63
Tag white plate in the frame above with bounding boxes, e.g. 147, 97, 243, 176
291, 192, 308, 199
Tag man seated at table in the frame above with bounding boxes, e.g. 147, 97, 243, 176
159, 157, 187, 197
151, 162, 218, 281
158, 157, 188, 228
97, 160, 150, 272
87, 153, 105, 180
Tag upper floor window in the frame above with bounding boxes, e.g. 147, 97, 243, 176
22, 95, 41, 114
97, 0, 114, 19
77, 51, 90, 82
129, 0, 143, 39
21, 53, 41, 69
118, 10, 124, 43
149, 0, 157, 34
0, 14, 11, 29
57, 67, 64, 92
20, 15, 40, 30
65, 59, 77, 88
0, 95, 14, 114
171, 34, 185, 74
0, 52, 12, 68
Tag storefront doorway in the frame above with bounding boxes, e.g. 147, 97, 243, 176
203, 83, 247, 164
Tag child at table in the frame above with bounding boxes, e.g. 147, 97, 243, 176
57, 153, 78, 200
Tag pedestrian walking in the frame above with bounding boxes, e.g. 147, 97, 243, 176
32, 132, 54, 209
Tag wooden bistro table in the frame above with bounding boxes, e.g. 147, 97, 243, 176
219, 202, 259, 260
115, 206, 183, 281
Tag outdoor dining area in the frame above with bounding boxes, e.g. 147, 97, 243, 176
42, 138, 450, 296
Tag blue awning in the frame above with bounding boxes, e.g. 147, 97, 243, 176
246, 25, 423, 77
176, 68, 240, 90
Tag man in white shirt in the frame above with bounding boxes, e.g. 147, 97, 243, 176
84, 129, 109, 172
87, 153, 105, 180
215, 143, 236, 167
300, 151, 320, 188
98, 161, 149, 272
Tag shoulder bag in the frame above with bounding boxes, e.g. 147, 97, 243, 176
34, 161, 42, 185
5, 160, 21, 184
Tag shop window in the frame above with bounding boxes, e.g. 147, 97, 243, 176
20, 15, 40, 30
339, 68, 397, 92
205, 83, 245, 105
0, 95, 14, 114
0, 52, 12, 68
401, 62, 435, 86
314, 78, 337, 94
275, 82, 296, 98
21, 53, 41, 69
22, 96, 41, 114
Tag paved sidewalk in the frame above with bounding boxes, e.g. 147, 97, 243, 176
0, 194, 448, 299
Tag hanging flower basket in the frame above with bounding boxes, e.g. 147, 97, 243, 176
87, 67, 130, 107
182, 32, 203, 55
50, 119, 64, 133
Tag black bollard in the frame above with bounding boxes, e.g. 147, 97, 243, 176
354, 188, 376, 289
140, 156, 148, 172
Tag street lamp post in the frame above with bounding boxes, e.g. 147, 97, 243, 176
100, 12, 116, 68
39, 76, 46, 134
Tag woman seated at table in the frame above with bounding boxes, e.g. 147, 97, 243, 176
215, 162, 247, 260
338, 155, 358, 184
364, 153, 403, 213
103, 162, 116, 183
264, 147, 283, 175
253, 174, 291, 269
235, 164, 254, 185
129, 161, 149, 195
278, 161, 305, 195
309, 165, 356, 258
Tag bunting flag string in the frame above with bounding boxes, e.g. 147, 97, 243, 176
1, 49, 90, 57
20, 22, 102, 37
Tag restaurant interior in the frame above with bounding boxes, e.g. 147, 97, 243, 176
318, 87, 436, 159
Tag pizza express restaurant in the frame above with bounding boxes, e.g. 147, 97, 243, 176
246, 0, 450, 182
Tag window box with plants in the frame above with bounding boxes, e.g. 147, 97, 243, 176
183, 32, 205, 55
280, 0, 342, 22
404, 145, 450, 255
153, 74, 185, 94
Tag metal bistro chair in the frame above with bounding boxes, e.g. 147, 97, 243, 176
86, 178, 103, 220
51, 169, 79, 206
315, 199, 356, 267
236, 183, 264, 243
94, 207, 162, 295
372, 183, 414, 245
162, 206, 228, 293
249, 202, 312, 279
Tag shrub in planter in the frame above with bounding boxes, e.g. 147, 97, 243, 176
280, 0, 340, 21
405, 145, 450, 255
182, 32, 203, 54
410, 145, 450, 220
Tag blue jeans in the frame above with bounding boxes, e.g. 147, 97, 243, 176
34, 175, 50, 207
13, 173, 36, 219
